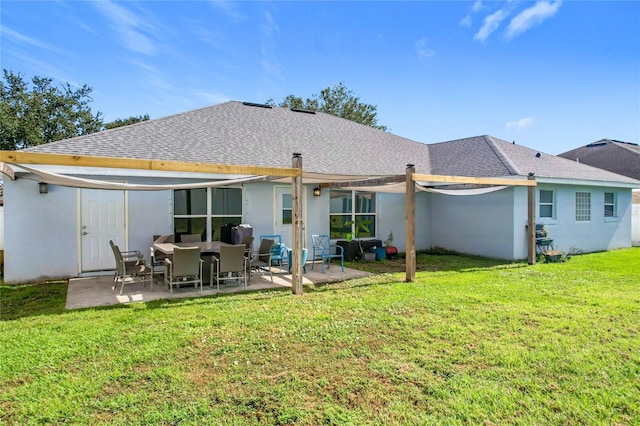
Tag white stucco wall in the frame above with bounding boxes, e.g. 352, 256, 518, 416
243, 182, 279, 244
375, 192, 431, 252
4, 175, 634, 283
429, 187, 518, 259
5, 179, 80, 282
0, 205, 4, 251
128, 189, 174, 254
4, 178, 175, 283
536, 183, 632, 253
633, 204, 640, 246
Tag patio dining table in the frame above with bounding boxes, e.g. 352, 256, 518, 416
153, 241, 232, 257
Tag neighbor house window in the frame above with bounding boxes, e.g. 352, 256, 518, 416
329, 190, 376, 239
174, 187, 242, 241
539, 190, 554, 218
604, 192, 616, 218
575, 192, 591, 222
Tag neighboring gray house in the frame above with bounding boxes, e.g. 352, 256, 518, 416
559, 139, 640, 245
2, 101, 638, 283
559, 139, 640, 181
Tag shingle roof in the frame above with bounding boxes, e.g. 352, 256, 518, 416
558, 139, 640, 181
24, 101, 639, 185
25, 101, 430, 176
426, 135, 639, 184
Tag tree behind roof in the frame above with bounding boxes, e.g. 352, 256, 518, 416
0, 69, 150, 150
267, 82, 387, 131
0, 69, 103, 150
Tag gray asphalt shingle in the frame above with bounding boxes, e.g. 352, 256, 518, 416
559, 139, 640, 181
26, 101, 430, 176
24, 101, 639, 185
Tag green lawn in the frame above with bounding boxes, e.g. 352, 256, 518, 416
1, 248, 639, 425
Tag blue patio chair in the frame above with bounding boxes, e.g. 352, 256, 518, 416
311, 234, 344, 273
260, 234, 287, 269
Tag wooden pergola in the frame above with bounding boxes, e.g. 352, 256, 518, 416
324, 165, 538, 281
0, 151, 537, 294
0, 151, 307, 294
405, 165, 537, 281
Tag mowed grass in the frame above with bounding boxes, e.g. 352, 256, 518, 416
1, 249, 639, 425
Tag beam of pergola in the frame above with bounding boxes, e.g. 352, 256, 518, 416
404, 171, 538, 281
413, 173, 537, 187
0, 151, 301, 178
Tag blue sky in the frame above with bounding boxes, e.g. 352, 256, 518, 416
2, 0, 638, 154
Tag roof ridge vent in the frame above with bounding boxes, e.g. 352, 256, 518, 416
242, 101, 273, 109
587, 142, 607, 147
290, 107, 316, 114
612, 139, 638, 146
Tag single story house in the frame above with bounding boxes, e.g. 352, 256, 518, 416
2, 101, 638, 283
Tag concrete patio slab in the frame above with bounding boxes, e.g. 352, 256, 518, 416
66, 264, 371, 310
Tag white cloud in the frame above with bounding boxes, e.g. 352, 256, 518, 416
1, 26, 59, 52
474, 8, 509, 42
506, 117, 534, 130
415, 38, 436, 60
460, 1, 483, 27
92, 0, 158, 55
198, 91, 230, 105
209, 0, 246, 22
260, 11, 284, 84
506, 0, 562, 40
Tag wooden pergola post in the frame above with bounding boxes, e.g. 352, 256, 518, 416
291, 153, 304, 294
406, 164, 416, 282
527, 173, 536, 265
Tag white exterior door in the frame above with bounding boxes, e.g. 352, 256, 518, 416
274, 186, 306, 248
81, 189, 126, 271
275, 187, 293, 247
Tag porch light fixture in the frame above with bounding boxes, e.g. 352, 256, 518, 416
313, 186, 321, 197
38, 182, 48, 194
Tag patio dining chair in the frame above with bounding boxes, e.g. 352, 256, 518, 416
211, 244, 247, 291
249, 238, 274, 283
109, 240, 152, 295
311, 234, 344, 273
164, 246, 204, 294
180, 234, 202, 243
260, 234, 287, 269
109, 239, 145, 282
240, 235, 255, 255
150, 235, 174, 282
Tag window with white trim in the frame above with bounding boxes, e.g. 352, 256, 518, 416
539, 190, 554, 218
604, 192, 616, 218
174, 187, 242, 241
329, 190, 376, 239
575, 192, 591, 222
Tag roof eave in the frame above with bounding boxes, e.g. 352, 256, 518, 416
536, 176, 640, 189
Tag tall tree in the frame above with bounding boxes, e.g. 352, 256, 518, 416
104, 114, 150, 130
0, 69, 104, 150
267, 82, 387, 131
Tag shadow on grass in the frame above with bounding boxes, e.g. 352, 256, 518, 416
347, 248, 525, 275
1, 250, 525, 321
1, 281, 69, 321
